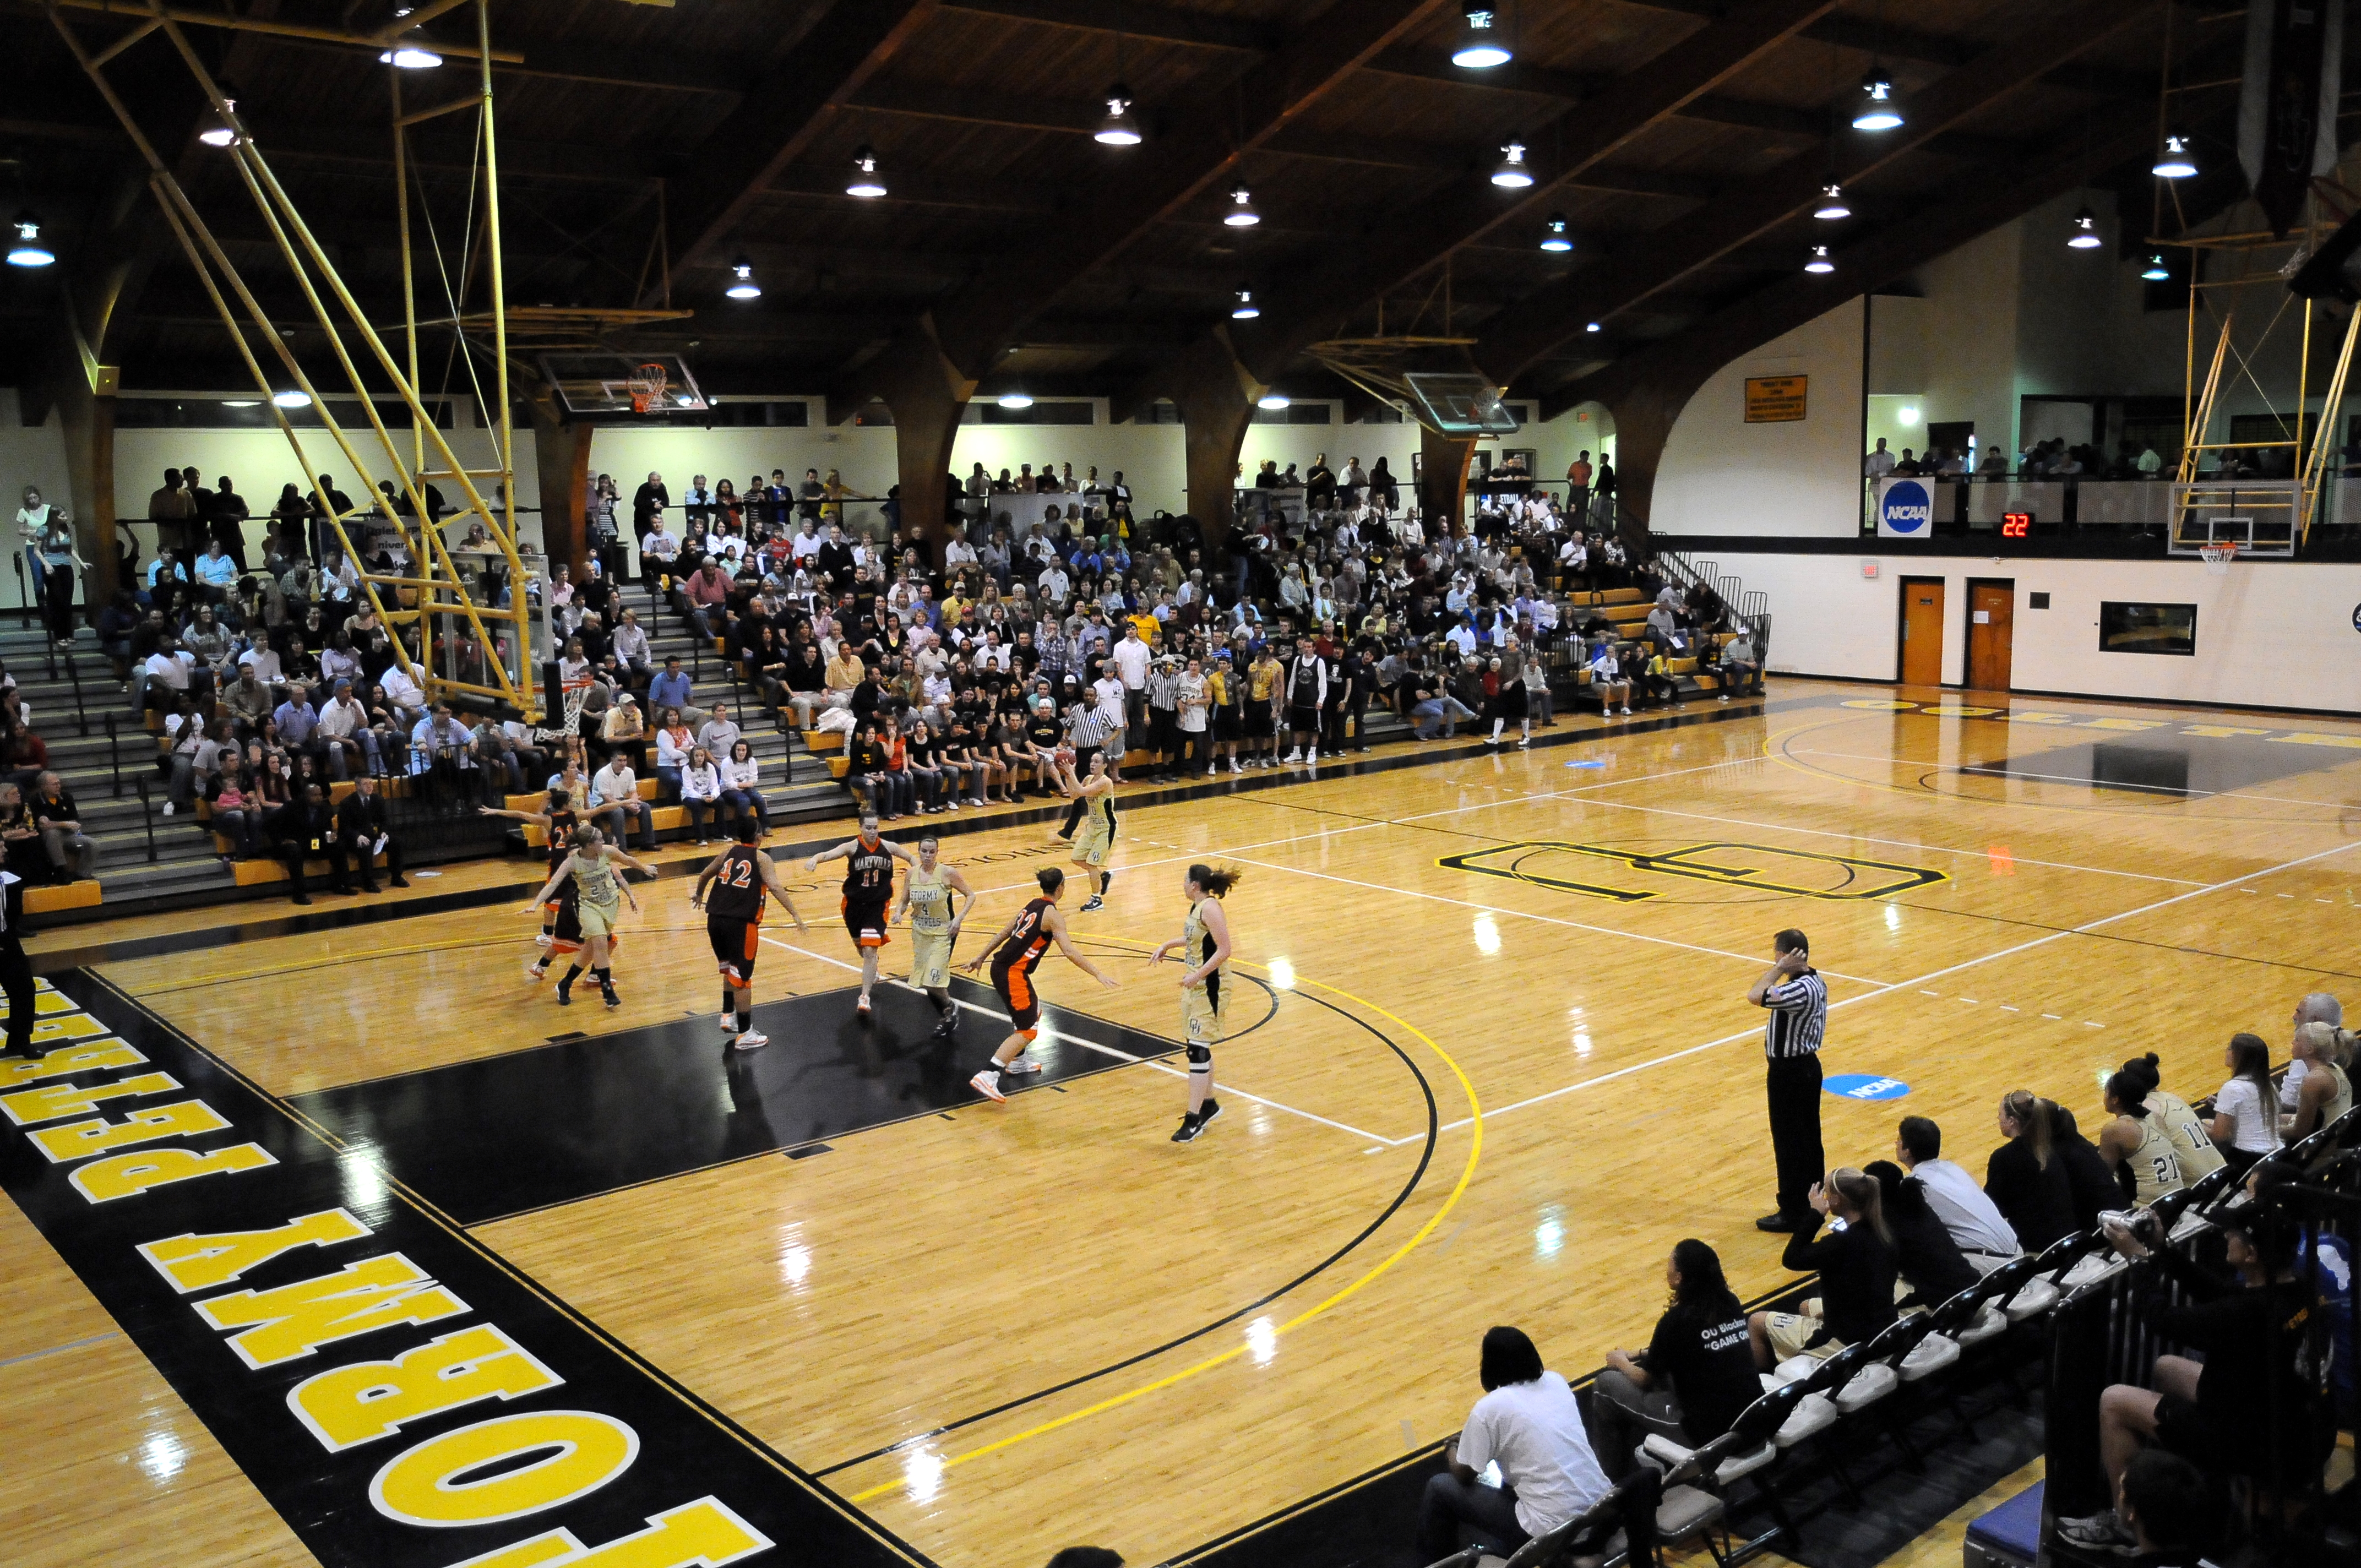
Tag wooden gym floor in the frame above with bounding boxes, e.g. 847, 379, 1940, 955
4, 679, 2358, 1568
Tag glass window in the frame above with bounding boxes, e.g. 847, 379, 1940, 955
2098, 602, 2196, 656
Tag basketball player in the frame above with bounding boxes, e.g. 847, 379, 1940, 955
892, 834, 975, 1038
690, 818, 807, 1050
525, 825, 651, 1007
1149, 863, 1240, 1142
960, 865, 1119, 1102
481, 788, 579, 972
807, 810, 913, 1017
1044, 747, 1118, 912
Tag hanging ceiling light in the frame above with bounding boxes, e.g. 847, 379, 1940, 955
725, 260, 762, 300
1586, 322, 1602, 333
1095, 84, 1142, 146
1539, 213, 1573, 252
220, 399, 259, 408
378, 45, 442, 68
1804, 245, 1835, 274
1223, 186, 1260, 227
2141, 253, 2172, 281
846, 145, 887, 199
1490, 142, 1535, 189
1813, 183, 1851, 220
2067, 206, 2103, 249
1231, 288, 1260, 319
1451, 3, 1513, 68
1258, 394, 1291, 411
2152, 134, 2197, 179
997, 391, 1034, 410
272, 390, 313, 409
200, 96, 239, 148
6, 213, 55, 268
1852, 71, 1903, 132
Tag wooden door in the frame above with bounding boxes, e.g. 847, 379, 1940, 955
1966, 579, 2015, 693
1898, 577, 1945, 686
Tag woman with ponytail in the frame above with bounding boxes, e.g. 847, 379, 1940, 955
1748, 1167, 1898, 1369
2098, 1070, 2186, 1207
2284, 1022, 2354, 1147
1149, 863, 1241, 1144
1985, 1090, 2077, 1249
2118, 1052, 2226, 1183
2206, 1034, 2282, 1174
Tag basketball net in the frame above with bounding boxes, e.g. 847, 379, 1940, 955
626, 362, 670, 415
2199, 541, 2239, 574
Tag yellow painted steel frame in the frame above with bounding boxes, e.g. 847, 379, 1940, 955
46, 0, 540, 722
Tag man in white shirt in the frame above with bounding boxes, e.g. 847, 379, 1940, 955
1092, 668, 1128, 781
380, 661, 426, 726
142, 638, 198, 711
1895, 1115, 2021, 1262
315, 679, 376, 781
641, 521, 680, 582
238, 641, 284, 687
943, 527, 978, 568
587, 753, 655, 851
791, 519, 823, 565
1864, 438, 1896, 478
1420, 1326, 1612, 1561
610, 608, 653, 685
1037, 559, 1070, 605
1111, 623, 1151, 733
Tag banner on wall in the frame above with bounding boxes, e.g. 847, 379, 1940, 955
1743, 375, 1808, 423
1874, 477, 1934, 537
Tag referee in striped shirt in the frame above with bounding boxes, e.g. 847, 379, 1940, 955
1749, 928, 1829, 1233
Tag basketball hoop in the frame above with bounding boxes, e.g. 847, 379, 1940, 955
2199, 541, 2239, 574
625, 361, 670, 414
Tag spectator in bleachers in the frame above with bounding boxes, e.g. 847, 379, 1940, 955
315, 680, 372, 780
2058, 1168, 2325, 1551
165, 713, 229, 816
29, 772, 94, 885
410, 702, 478, 807
1418, 1326, 1613, 1564
588, 748, 655, 851
1591, 1239, 1759, 1478
2283, 992, 2344, 1111
1864, 1161, 1978, 1306
721, 739, 768, 835
1894, 1115, 2020, 1265
2099, 1071, 2188, 1207
677, 747, 721, 843
143, 634, 200, 715
205, 755, 259, 860
0, 782, 36, 872
1717, 631, 1760, 699
267, 782, 345, 905
2206, 1033, 2282, 1175
2114, 1053, 2226, 1184
1748, 1169, 1897, 1368
1986, 1096, 2079, 1256
695, 702, 741, 765
2112, 1449, 2219, 1567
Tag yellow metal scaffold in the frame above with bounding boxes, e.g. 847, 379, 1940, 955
46, 0, 541, 721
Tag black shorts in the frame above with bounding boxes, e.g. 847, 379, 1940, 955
842, 897, 891, 949
1215, 706, 1243, 740
993, 960, 1042, 1032
708, 916, 760, 981
1244, 704, 1274, 738
1288, 704, 1321, 733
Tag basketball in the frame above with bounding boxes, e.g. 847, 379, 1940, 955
1054, 745, 1076, 768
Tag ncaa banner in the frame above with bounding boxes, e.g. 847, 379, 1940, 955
1874, 476, 1935, 538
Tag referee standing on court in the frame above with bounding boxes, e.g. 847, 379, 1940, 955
0, 840, 35, 1058
1750, 927, 1827, 1232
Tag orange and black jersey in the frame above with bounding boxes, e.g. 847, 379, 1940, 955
842, 838, 896, 906
542, 808, 580, 903
707, 845, 765, 922
991, 897, 1056, 975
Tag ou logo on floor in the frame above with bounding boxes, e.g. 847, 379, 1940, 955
1824, 1072, 1911, 1101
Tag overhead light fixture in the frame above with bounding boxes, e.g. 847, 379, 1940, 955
1224, 186, 1260, 227
2067, 206, 2102, 249
1804, 245, 1835, 274
1585, 321, 1602, 333
2152, 135, 2197, 179
846, 145, 886, 199
2141, 253, 2172, 281
6, 213, 55, 268
997, 392, 1034, 410
1539, 213, 1573, 252
1258, 394, 1291, 411
1095, 85, 1142, 147
1451, 3, 1513, 69
1231, 288, 1259, 319
200, 97, 239, 148
1490, 142, 1534, 189
725, 259, 762, 300
1814, 183, 1851, 220
378, 46, 442, 68
220, 400, 259, 409
272, 390, 313, 409
1852, 71, 1903, 132
674, 394, 694, 408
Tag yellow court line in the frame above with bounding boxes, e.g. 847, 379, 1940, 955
846, 943, 1484, 1506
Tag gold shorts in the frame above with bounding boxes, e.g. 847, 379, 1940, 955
576, 899, 622, 940
1181, 982, 1225, 1044
910, 930, 954, 990
1763, 1303, 1844, 1364
1071, 821, 1112, 868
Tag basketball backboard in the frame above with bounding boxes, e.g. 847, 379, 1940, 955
1403, 372, 1519, 435
539, 351, 709, 416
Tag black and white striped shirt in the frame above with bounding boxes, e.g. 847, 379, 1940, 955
1760, 970, 1827, 1059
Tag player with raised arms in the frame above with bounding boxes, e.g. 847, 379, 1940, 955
960, 865, 1119, 1102
807, 810, 913, 1018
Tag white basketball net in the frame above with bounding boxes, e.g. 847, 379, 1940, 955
2199, 542, 2238, 574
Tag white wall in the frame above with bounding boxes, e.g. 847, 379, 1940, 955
1652, 300, 1866, 537
1710, 549, 2361, 712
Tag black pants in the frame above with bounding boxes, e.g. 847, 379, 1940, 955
0, 934, 32, 1055
1766, 1053, 1826, 1219
340, 829, 404, 890
278, 838, 350, 900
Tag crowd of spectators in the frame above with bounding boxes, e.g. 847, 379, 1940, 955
1410, 989, 2357, 1567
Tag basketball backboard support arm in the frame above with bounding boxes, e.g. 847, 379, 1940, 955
1306, 337, 1521, 437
